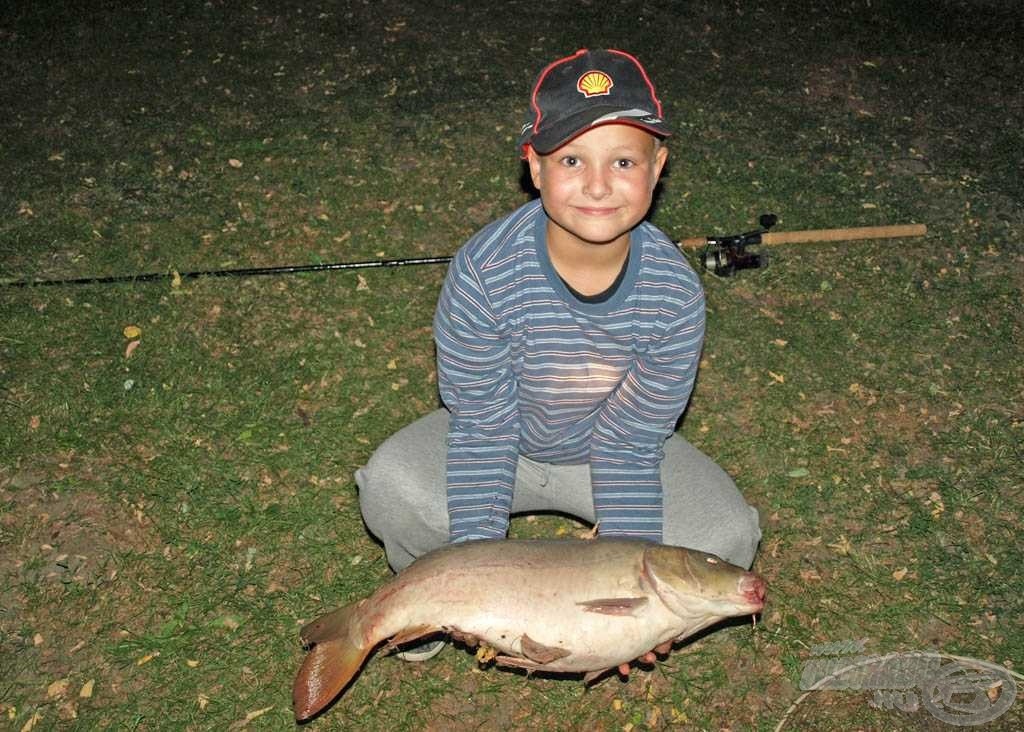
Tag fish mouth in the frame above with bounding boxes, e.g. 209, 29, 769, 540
738, 573, 767, 611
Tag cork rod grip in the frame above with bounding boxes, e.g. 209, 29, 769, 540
679, 223, 927, 249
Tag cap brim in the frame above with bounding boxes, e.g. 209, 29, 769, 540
526, 106, 670, 154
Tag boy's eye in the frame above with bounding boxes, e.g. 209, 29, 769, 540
560, 155, 580, 167
614, 158, 635, 169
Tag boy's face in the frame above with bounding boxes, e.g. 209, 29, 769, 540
526, 124, 668, 250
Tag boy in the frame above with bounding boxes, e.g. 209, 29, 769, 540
357, 50, 761, 648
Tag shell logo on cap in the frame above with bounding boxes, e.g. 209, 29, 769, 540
577, 70, 613, 97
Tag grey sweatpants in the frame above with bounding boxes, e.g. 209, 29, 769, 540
356, 408, 761, 572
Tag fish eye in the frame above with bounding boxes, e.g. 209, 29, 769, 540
705, 557, 719, 564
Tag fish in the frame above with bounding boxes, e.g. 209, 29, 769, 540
292, 538, 766, 720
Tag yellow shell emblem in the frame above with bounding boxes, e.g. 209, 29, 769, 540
577, 70, 613, 97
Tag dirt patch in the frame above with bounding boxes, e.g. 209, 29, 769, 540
1, 477, 162, 588
0, 471, 168, 721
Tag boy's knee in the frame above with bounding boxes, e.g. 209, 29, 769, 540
698, 503, 760, 570
724, 504, 762, 569
356, 440, 427, 532
355, 425, 449, 571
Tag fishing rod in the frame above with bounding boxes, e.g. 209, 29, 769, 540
679, 216, 928, 277
1, 255, 455, 288
1, 217, 927, 288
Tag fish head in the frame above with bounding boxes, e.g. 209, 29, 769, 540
642, 544, 766, 632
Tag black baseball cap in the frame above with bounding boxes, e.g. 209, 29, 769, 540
518, 48, 670, 155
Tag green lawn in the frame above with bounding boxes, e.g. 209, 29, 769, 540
1, 1, 1021, 729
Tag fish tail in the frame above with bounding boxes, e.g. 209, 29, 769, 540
293, 602, 372, 721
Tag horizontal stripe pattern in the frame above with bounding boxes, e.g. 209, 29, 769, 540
434, 200, 704, 542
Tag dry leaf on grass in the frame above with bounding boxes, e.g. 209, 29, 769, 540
229, 705, 274, 729
46, 679, 69, 698
135, 651, 160, 666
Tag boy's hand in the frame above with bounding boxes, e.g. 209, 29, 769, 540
617, 640, 674, 677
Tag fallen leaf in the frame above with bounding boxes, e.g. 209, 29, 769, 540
29, 415, 41, 430
988, 682, 1004, 702
20, 711, 43, 732
356, 274, 369, 291
123, 325, 142, 339
135, 651, 160, 666
787, 468, 810, 478
772, 339, 788, 347
828, 535, 853, 556
768, 370, 785, 384
186, 660, 200, 668
79, 680, 94, 699
228, 158, 243, 168
33, 634, 44, 646
230, 705, 274, 729
892, 567, 909, 581
125, 340, 141, 358
198, 693, 210, 710
47, 679, 69, 698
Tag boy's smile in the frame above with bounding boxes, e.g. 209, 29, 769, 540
527, 124, 668, 262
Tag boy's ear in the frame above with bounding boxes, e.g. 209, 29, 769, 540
654, 143, 669, 180
525, 145, 543, 190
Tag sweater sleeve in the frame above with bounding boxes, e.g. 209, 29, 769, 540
433, 249, 520, 541
589, 285, 705, 542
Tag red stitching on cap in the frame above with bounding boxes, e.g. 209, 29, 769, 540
528, 48, 588, 138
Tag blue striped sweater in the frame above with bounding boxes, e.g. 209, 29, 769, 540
434, 199, 705, 543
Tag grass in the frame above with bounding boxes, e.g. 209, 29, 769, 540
2, 0, 1022, 730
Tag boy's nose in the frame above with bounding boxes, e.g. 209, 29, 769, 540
583, 168, 611, 199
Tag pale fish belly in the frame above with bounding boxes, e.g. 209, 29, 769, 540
378, 541, 679, 672
444, 597, 683, 671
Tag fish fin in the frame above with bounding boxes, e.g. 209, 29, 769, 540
520, 633, 571, 664
292, 636, 372, 721
494, 655, 543, 671
384, 624, 438, 651
300, 599, 365, 646
576, 597, 649, 616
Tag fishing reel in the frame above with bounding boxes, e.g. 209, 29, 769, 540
699, 213, 778, 276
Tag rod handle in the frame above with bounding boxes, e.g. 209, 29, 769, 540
679, 223, 927, 249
